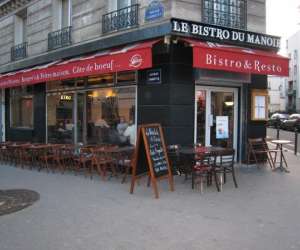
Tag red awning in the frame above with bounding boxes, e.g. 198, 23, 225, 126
0, 39, 159, 88
182, 38, 289, 77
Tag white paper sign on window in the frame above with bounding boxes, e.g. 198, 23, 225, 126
254, 96, 266, 119
216, 116, 229, 139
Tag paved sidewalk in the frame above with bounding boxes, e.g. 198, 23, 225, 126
0, 153, 300, 250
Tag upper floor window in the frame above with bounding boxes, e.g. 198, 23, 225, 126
202, 0, 246, 30
12, 8, 28, 61
103, 0, 139, 34
108, 0, 136, 11
52, 0, 71, 30
14, 9, 27, 45
294, 50, 298, 60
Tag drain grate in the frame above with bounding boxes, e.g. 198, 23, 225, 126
0, 189, 40, 216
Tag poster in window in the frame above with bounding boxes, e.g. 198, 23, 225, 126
254, 96, 266, 119
216, 116, 229, 139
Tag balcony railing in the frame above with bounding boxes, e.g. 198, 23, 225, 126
287, 89, 296, 96
102, 4, 139, 34
48, 26, 72, 51
11, 42, 27, 61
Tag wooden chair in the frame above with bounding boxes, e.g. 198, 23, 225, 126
167, 145, 181, 176
247, 138, 279, 169
59, 145, 77, 174
91, 146, 118, 180
73, 147, 93, 178
37, 145, 54, 172
191, 152, 220, 193
214, 149, 237, 190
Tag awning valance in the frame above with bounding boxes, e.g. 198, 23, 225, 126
0, 39, 159, 88
182, 38, 289, 77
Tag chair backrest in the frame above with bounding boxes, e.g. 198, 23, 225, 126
248, 138, 268, 152
219, 149, 235, 167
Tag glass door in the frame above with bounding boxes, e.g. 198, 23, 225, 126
195, 86, 238, 151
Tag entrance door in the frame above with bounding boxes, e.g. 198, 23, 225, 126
195, 86, 238, 152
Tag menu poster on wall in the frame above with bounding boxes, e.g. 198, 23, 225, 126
216, 116, 229, 139
254, 96, 266, 119
251, 89, 268, 121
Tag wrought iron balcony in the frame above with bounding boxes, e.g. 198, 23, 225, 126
102, 4, 139, 34
11, 42, 27, 61
287, 89, 297, 96
48, 26, 72, 51
202, 0, 247, 30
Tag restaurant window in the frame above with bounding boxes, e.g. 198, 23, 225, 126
47, 79, 76, 91
116, 71, 137, 84
87, 74, 114, 87
47, 93, 74, 144
10, 87, 33, 129
86, 87, 136, 145
202, 0, 246, 30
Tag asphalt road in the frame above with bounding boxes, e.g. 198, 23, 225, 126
267, 127, 300, 153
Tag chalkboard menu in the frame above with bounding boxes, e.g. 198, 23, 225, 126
144, 126, 168, 177
130, 124, 174, 198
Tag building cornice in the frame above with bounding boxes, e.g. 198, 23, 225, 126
0, 0, 31, 19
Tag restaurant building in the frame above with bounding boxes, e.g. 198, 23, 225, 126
0, 0, 289, 162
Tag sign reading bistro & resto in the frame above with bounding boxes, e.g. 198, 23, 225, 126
171, 18, 281, 51
192, 43, 289, 76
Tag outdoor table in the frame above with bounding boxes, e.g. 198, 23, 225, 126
179, 146, 229, 158
178, 146, 230, 171
271, 140, 290, 173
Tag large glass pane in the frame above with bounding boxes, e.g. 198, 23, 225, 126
210, 91, 234, 148
10, 87, 33, 128
196, 90, 206, 146
86, 87, 135, 145
77, 93, 85, 144
47, 93, 74, 144
61, 0, 70, 28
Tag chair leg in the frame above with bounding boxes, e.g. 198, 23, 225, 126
232, 167, 238, 188
199, 176, 203, 194
219, 173, 223, 192
191, 170, 195, 189
96, 164, 105, 180
121, 164, 131, 184
147, 175, 151, 187
214, 171, 220, 192
223, 170, 227, 184
89, 163, 94, 179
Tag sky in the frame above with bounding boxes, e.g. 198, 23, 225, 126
266, 0, 300, 55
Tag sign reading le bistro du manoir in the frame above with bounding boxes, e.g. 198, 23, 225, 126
171, 18, 281, 50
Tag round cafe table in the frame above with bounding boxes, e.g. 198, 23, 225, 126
271, 140, 290, 173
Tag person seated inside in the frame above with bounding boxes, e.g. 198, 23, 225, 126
123, 120, 136, 146
117, 116, 128, 135
117, 116, 129, 144
94, 117, 109, 128
57, 122, 66, 132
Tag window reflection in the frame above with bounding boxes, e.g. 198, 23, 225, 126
86, 87, 135, 145
47, 93, 74, 144
10, 87, 33, 128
